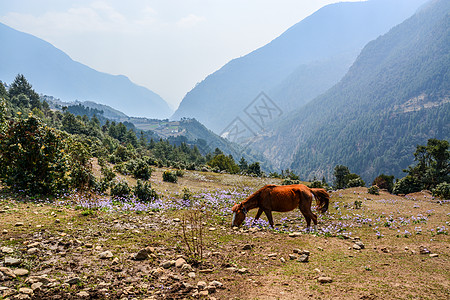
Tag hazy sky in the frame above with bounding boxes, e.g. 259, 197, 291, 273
0, 0, 362, 109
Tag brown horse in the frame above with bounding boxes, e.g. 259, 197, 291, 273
231, 184, 330, 231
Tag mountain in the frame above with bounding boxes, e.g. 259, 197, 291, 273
0, 23, 173, 119
172, 0, 429, 133
249, 0, 450, 183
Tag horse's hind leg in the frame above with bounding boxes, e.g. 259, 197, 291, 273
299, 207, 311, 231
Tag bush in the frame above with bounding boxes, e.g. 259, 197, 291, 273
163, 170, 178, 183
368, 185, 380, 195
392, 176, 421, 195
175, 169, 185, 177
372, 174, 395, 193
134, 180, 158, 202
433, 182, 450, 199
131, 159, 152, 180
282, 179, 300, 185
110, 180, 131, 198
308, 180, 323, 188
348, 177, 365, 187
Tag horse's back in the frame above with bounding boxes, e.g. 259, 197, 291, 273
260, 184, 311, 212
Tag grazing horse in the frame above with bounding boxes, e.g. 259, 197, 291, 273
231, 184, 330, 231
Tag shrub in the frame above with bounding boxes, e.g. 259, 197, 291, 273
308, 180, 323, 188
282, 179, 300, 185
393, 176, 421, 195
346, 174, 365, 187
110, 180, 131, 198
368, 185, 380, 195
432, 182, 450, 199
372, 174, 395, 193
131, 159, 152, 180
175, 169, 185, 177
163, 170, 178, 183
101, 164, 116, 182
134, 180, 158, 202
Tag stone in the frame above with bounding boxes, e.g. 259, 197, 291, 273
65, 277, 81, 285
289, 254, 297, 260
13, 269, 29, 276
0, 267, 16, 279
19, 287, 33, 295
355, 241, 365, 249
280, 257, 286, 263
188, 272, 196, 279
4, 257, 21, 266
209, 281, 223, 289
31, 282, 43, 291
268, 253, 277, 257
175, 257, 187, 268
151, 268, 164, 277
99, 251, 113, 259
206, 285, 216, 293
173, 218, 181, 222
1, 247, 14, 254
298, 254, 309, 263
237, 268, 248, 274
76, 291, 90, 298
197, 281, 207, 290
209, 227, 216, 231
353, 244, 362, 250
419, 246, 430, 255
181, 263, 193, 272
242, 244, 253, 250
161, 260, 175, 269
27, 248, 39, 255
199, 268, 213, 273
199, 290, 209, 296
133, 248, 150, 261
318, 276, 333, 284
293, 249, 302, 254
2, 229, 7, 234
430, 253, 439, 258
15, 222, 24, 227
85, 243, 93, 248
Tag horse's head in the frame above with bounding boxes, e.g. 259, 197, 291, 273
231, 203, 247, 227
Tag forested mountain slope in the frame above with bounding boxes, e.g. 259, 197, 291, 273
172, 0, 428, 133
250, 0, 450, 183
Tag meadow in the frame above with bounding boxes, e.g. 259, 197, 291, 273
0, 168, 449, 299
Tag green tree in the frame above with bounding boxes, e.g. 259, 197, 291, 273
333, 165, 350, 189
247, 162, 261, 176
239, 157, 248, 172
372, 174, 395, 193
8, 74, 41, 109
208, 154, 239, 174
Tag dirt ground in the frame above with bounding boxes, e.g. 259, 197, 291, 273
0, 170, 449, 299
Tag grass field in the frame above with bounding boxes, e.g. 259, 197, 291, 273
0, 168, 449, 299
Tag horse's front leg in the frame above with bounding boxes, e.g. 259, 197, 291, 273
252, 208, 263, 225
264, 210, 275, 228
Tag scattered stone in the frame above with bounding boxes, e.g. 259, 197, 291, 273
161, 260, 175, 269
317, 247, 324, 251
353, 244, 362, 250
355, 241, 365, 249
419, 246, 430, 255
181, 263, 193, 272
289, 254, 297, 260
280, 257, 286, 263
209, 227, 216, 231
85, 243, 93, 248
27, 248, 39, 255
175, 257, 187, 268
2, 229, 7, 234
112, 257, 120, 265
151, 267, 164, 277
77, 291, 90, 298
173, 218, 181, 223
197, 281, 207, 290
242, 244, 253, 250
99, 250, 113, 259
293, 249, 302, 254
199, 290, 209, 297
15, 222, 24, 227
31, 282, 43, 291
226, 267, 237, 272
207, 285, 216, 293
133, 248, 151, 261
0, 267, 16, 279
298, 254, 309, 263
381, 247, 390, 253
289, 232, 302, 237
95, 245, 102, 251
1, 247, 14, 254
4, 257, 21, 266
237, 268, 248, 274
314, 268, 321, 273
13, 269, 29, 276
19, 287, 33, 295
199, 268, 213, 273
188, 272, 196, 279
65, 277, 81, 285
318, 276, 333, 284
268, 253, 277, 258
430, 253, 439, 258
209, 281, 223, 289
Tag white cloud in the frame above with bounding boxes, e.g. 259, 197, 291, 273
176, 14, 206, 28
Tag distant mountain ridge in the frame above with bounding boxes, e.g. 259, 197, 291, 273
172, 0, 429, 133
249, 0, 450, 183
0, 23, 172, 119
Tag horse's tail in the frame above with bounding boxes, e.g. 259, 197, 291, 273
310, 188, 330, 213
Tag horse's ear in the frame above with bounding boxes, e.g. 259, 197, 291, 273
231, 203, 240, 212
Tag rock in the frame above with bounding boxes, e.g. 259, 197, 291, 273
188, 272, 196, 279
112, 257, 120, 265
85, 243, 93, 248
27, 248, 39, 255
76, 291, 90, 298
1, 246, 14, 254
19, 287, 33, 295
199, 268, 213, 273
419, 246, 430, 255
242, 244, 253, 250
2, 229, 7, 234
99, 250, 113, 259
268, 253, 277, 258
298, 254, 309, 263
31, 282, 43, 291
318, 276, 333, 284
173, 218, 181, 223
175, 257, 187, 268
355, 241, 365, 249
293, 249, 302, 254
207, 285, 216, 293
353, 244, 362, 250
209, 281, 223, 289
199, 290, 209, 297
4, 257, 21, 266
15, 222, 24, 227
430, 253, 439, 258
183, 282, 194, 290
289, 232, 302, 237
237, 268, 248, 274
381, 247, 390, 253
65, 277, 81, 285
197, 281, 207, 290
280, 257, 286, 263
209, 227, 216, 231
181, 263, 193, 272
151, 268, 164, 277
133, 248, 151, 261
289, 254, 297, 260
161, 260, 175, 269
13, 269, 29, 276
0, 267, 16, 279
26, 275, 50, 285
